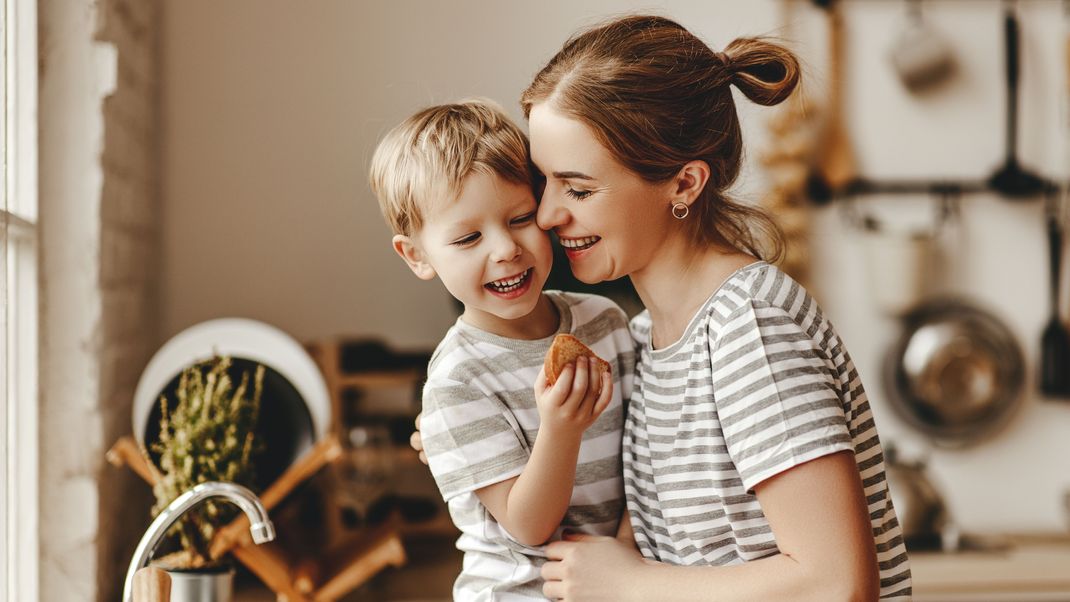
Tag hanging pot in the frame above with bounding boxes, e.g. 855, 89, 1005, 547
884, 299, 1026, 446
888, 2, 956, 93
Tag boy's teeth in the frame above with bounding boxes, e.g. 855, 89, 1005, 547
561, 236, 600, 249
489, 269, 531, 292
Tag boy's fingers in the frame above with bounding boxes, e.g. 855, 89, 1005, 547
548, 362, 575, 404
578, 358, 602, 411
591, 371, 613, 418
534, 366, 549, 396
567, 356, 590, 408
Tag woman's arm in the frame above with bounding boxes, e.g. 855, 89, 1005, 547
542, 451, 880, 601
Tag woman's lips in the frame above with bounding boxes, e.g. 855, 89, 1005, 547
559, 235, 600, 261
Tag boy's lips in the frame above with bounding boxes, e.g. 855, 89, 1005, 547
484, 268, 534, 299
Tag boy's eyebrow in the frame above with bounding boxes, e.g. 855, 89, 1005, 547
552, 171, 595, 180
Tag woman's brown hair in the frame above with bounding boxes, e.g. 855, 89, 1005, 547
520, 15, 799, 262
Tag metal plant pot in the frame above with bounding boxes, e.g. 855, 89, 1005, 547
165, 566, 234, 602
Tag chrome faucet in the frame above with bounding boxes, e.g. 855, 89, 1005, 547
122, 482, 276, 602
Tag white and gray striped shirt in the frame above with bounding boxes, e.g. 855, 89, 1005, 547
623, 262, 912, 599
422, 290, 636, 601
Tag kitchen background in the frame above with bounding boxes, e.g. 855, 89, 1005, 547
162, 0, 1070, 530
23, 0, 1070, 601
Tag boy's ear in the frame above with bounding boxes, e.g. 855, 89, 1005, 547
392, 234, 436, 281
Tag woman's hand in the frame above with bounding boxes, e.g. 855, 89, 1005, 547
409, 413, 427, 465
541, 533, 650, 601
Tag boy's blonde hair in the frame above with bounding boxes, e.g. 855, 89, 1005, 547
369, 99, 533, 236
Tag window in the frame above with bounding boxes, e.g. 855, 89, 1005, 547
1, 0, 37, 598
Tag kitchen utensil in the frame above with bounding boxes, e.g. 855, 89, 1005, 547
888, 1, 956, 93
807, 0, 856, 203
861, 219, 934, 316
884, 299, 1026, 446
1040, 191, 1070, 396
988, 4, 1048, 199
335, 424, 394, 528
884, 446, 950, 550
133, 318, 331, 490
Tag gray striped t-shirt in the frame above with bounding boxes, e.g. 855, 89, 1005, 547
623, 262, 912, 599
422, 290, 635, 601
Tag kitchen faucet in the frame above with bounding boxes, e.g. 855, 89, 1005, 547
122, 482, 276, 602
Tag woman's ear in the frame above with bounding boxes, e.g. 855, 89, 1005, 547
671, 160, 711, 207
392, 234, 436, 281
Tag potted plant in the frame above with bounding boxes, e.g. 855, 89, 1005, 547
147, 355, 264, 602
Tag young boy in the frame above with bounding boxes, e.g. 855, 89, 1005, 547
369, 99, 635, 600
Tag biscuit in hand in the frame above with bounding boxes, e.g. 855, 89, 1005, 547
543, 334, 611, 386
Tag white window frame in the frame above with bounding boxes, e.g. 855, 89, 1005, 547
1, 0, 37, 599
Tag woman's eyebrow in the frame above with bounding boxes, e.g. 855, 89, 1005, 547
552, 170, 595, 180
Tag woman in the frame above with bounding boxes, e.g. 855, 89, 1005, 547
415, 15, 910, 601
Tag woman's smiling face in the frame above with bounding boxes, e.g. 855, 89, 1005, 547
530, 103, 676, 284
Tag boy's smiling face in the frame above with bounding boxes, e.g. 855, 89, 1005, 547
393, 170, 552, 334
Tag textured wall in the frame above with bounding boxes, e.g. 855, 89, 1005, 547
38, 0, 160, 599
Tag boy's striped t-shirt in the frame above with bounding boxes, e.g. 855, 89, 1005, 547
623, 261, 912, 600
421, 290, 635, 601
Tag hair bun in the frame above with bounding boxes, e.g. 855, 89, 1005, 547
723, 37, 800, 106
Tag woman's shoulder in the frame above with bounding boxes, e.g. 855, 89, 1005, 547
711, 261, 814, 320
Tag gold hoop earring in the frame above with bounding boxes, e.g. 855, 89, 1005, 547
672, 202, 689, 220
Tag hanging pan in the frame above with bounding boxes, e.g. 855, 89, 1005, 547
884, 299, 1025, 447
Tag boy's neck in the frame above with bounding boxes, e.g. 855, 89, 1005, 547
460, 293, 560, 340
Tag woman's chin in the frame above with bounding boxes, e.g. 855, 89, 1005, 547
570, 263, 613, 285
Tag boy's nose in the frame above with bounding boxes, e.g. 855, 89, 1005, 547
490, 232, 522, 263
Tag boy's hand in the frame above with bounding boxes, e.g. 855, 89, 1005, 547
534, 357, 613, 438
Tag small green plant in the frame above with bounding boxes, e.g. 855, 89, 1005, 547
148, 355, 264, 568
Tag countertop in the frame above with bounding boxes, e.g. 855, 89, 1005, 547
910, 535, 1070, 601
232, 533, 1070, 601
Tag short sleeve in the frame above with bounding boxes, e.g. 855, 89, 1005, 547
420, 378, 529, 500
710, 300, 853, 493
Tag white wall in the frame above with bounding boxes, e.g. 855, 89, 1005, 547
162, 1, 1070, 533
40, 0, 161, 599
160, 0, 779, 349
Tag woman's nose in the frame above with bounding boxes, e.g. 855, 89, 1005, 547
536, 191, 568, 231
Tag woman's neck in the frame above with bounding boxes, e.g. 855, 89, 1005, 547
631, 237, 756, 349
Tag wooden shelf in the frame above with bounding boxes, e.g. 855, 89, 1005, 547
334, 370, 423, 389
